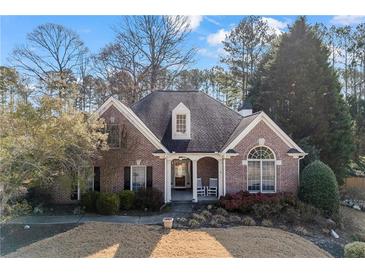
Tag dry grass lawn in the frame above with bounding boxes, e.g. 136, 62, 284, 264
5, 222, 330, 258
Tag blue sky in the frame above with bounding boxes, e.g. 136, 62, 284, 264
1, 15, 364, 69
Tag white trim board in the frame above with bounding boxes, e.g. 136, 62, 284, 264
93, 97, 169, 153
222, 112, 305, 154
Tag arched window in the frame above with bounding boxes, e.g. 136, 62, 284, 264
247, 146, 276, 193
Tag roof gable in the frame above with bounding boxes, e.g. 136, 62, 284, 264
94, 97, 169, 153
222, 112, 305, 154
93, 92, 305, 155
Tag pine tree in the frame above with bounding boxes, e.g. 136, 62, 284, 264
250, 17, 354, 183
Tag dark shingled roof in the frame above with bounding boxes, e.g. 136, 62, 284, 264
131, 90, 243, 152
221, 111, 262, 151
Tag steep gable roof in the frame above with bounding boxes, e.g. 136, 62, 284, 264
94, 91, 305, 155
94, 97, 169, 153
222, 111, 305, 154
131, 90, 243, 152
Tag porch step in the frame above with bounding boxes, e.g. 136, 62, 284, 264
170, 202, 194, 213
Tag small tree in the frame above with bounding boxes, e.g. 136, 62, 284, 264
299, 160, 340, 217
0, 96, 108, 213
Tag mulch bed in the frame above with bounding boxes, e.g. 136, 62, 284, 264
0, 223, 78, 256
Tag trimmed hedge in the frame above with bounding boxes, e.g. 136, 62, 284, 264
134, 187, 163, 211
81, 191, 100, 212
119, 190, 135, 210
344, 242, 365, 258
96, 193, 120, 215
219, 191, 296, 213
299, 160, 340, 217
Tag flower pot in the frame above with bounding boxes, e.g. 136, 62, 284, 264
163, 217, 174, 229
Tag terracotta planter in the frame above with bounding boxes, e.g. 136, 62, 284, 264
163, 217, 174, 229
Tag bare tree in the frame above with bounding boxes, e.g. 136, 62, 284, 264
11, 23, 88, 98
93, 41, 145, 104
101, 15, 195, 94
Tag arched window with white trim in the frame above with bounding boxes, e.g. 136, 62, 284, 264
247, 146, 276, 193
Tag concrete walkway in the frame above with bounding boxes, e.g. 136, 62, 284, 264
8, 203, 193, 225
8, 212, 189, 225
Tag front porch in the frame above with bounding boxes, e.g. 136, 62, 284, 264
159, 153, 231, 203
171, 189, 218, 202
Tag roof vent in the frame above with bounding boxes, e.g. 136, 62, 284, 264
238, 100, 252, 117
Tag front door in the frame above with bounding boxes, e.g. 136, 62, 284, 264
173, 160, 190, 188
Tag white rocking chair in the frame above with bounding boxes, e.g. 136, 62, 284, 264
207, 178, 218, 196
197, 178, 205, 196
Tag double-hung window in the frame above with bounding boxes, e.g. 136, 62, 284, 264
131, 166, 146, 191
176, 114, 186, 134
247, 146, 276, 193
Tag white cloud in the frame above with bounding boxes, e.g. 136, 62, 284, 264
205, 16, 221, 26
331, 15, 365, 25
262, 17, 288, 35
187, 15, 204, 31
207, 28, 229, 46
197, 48, 216, 58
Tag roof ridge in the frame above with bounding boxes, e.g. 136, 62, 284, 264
199, 92, 243, 119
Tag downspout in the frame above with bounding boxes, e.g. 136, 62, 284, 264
297, 155, 305, 189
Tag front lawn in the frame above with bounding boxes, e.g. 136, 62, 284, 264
4, 222, 330, 258
0, 223, 78, 256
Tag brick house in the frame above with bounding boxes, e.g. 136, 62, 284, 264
53, 90, 306, 204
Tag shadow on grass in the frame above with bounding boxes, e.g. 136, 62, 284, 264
0, 223, 78, 256
2, 223, 330, 258
4, 222, 167, 258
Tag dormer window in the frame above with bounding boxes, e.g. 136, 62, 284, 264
172, 102, 191, 140
176, 114, 186, 133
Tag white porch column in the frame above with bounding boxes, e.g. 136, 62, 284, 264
166, 158, 172, 203
192, 159, 198, 202
223, 158, 226, 196
218, 158, 223, 197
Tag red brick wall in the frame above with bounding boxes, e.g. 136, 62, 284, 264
197, 157, 218, 187
94, 105, 165, 194
51, 105, 165, 203
225, 121, 299, 194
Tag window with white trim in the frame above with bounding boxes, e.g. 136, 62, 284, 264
172, 102, 191, 139
176, 114, 186, 133
131, 166, 146, 191
247, 146, 276, 193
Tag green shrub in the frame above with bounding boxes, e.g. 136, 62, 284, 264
192, 213, 206, 224
6, 200, 33, 217
296, 200, 321, 223
211, 214, 227, 224
344, 242, 365, 258
215, 207, 228, 216
119, 190, 135, 210
242, 216, 256, 226
96, 193, 120, 215
81, 191, 99, 212
134, 187, 163, 211
200, 210, 212, 220
229, 215, 241, 223
299, 160, 340, 217
261, 219, 273, 227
